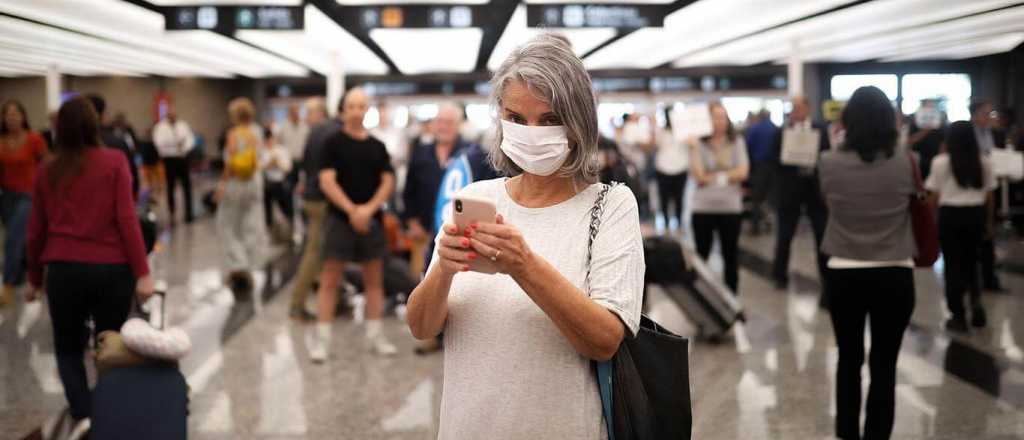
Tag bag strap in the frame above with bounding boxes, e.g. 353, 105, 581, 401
587, 181, 620, 440
906, 149, 925, 195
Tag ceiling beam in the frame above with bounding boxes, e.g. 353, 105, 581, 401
308, 0, 401, 74
472, 0, 518, 72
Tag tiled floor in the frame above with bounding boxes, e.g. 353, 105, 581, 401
4, 215, 1024, 439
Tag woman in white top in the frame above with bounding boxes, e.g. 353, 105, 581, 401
655, 106, 689, 231
925, 120, 997, 332
688, 102, 749, 293
260, 126, 295, 233
405, 34, 644, 439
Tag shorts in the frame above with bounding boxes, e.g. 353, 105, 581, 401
322, 214, 388, 263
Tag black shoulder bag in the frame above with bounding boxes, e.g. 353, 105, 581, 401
588, 182, 693, 440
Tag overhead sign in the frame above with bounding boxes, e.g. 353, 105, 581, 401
165, 6, 303, 32
350, 5, 480, 29
527, 4, 666, 29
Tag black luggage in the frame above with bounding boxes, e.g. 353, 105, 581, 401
344, 257, 416, 297
644, 236, 744, 340
90, 294, 189, 440
90, 364, 189, 440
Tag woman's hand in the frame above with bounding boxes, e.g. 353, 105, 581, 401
435, 223, 477, 276
468, 215, 534, 277
136, 275, 156, 302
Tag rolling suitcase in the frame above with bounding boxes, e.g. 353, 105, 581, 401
90, 365, 189, 440
90, 294, 189, 440
644, 236, 744, 340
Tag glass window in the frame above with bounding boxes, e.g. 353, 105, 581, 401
900, 73, 972, 122
830, 74, 898, 101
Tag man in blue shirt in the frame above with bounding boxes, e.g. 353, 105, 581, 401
745, 109, 778, 235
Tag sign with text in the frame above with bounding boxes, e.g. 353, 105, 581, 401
349, 5, 480, 29
165, 6, 303, 32
670, 103, 713, 141
991, 148, 1024, 181
527, 4, 665, 29
780, 128, 821, 168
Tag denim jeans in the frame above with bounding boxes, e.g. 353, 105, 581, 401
0, 191, 31, 286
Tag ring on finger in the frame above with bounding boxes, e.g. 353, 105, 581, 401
490, 250, 502, 262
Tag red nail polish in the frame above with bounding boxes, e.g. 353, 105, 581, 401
468, 252, 476, 260
471, 221, 479, 228
462, 265, 470, 271
461, 238, 469, 247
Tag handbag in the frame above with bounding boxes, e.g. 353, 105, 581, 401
906, 151, 940, 267
587, 183, 693, 440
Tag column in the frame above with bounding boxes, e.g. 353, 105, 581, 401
45, 64, 61, 112
787, 40, 803, 98
326, 51, 345, 118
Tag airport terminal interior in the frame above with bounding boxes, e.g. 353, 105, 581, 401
2, 1, 1024, 439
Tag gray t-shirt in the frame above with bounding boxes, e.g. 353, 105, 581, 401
432, 178, 645, 440
690, 137, 749, 214
818, 149, 916, 261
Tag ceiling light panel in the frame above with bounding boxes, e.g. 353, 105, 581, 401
149, 0, 300, 5
0, 0, 306, 77
370, 28, 482, 74
882, 33, 1024, 62
584, 0, 854, 70
488, 5, 615, 70
800, 6, 1024, 62
0, 16, 230, 77
337, 0, 488, 4
672, 0, 1019, 67
237, 4, 388, 75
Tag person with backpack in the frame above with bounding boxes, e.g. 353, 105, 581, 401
216, 97, 267, 293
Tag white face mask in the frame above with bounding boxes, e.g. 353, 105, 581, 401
499, 120, 570, 176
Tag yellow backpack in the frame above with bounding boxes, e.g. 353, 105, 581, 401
226, 127, 258, 180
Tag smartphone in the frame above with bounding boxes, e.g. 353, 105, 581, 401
452, 195, 499, 274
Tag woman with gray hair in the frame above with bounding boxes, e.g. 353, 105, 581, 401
405, 34, 644, 439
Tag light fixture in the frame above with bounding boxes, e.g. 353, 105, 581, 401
238, 4, 388, 75
0, 0, 307, 77
882, 33, 1024, 62
671, 0, 1019, 67
488, 5, 616, 70
149, 0, 301, 4
370, 28, 482, 74
584, 0, 854, 70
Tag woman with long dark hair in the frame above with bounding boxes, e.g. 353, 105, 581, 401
688, 101, 749, 292
925, 121, 995, 332
818, 86, 916, 440
26, 97, 153, 430
0, 99, 47, 306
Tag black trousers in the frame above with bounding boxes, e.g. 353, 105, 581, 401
773, 174, 828, 287
692, 213, 741, 292
655, 172, 687, 226
939, 206, 984, 318
264, 180, 295, 228
164, 157, 194, 222
828, 267, 915, 440
45, 262, 136, 420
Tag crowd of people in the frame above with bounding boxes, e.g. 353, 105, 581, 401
2, 31, 1024, 440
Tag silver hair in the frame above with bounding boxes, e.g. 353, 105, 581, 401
304, 97, 326, 116
436, 101, 464, 121
488, 33, 599, 182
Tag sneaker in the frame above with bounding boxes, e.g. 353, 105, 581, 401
945, 316, 969, 333
0, 285, 15, 307
370, 334, 398, 356
309, 337, 327, 363
289, 306, 316, 323
971, 307, 988, 328
68, 417, 91, 440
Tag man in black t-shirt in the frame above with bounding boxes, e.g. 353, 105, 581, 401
311, 87, 397, 362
